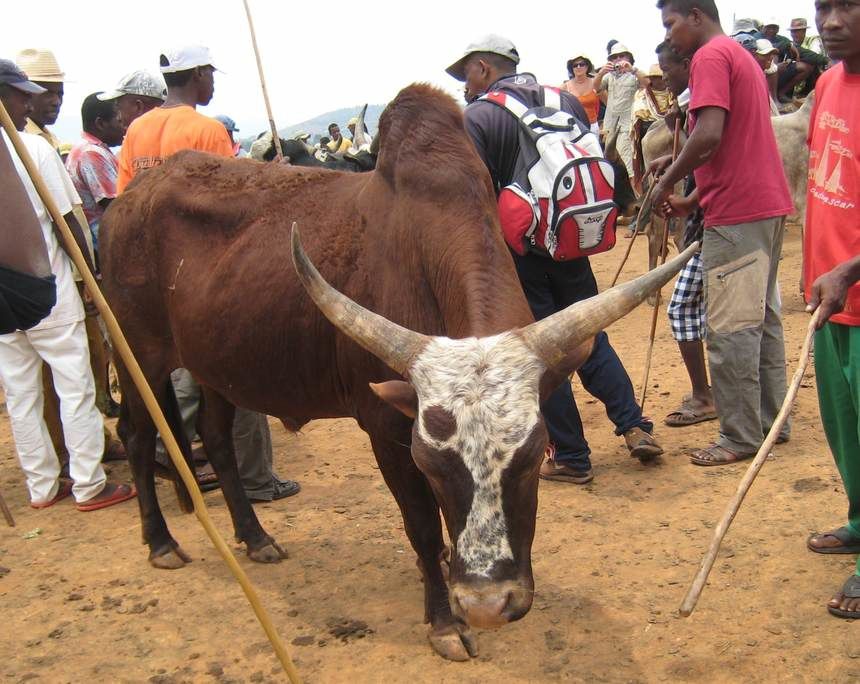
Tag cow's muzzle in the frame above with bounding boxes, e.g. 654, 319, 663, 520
449, 580, 533, 630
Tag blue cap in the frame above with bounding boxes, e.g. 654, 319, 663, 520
0, 58, 47, 94
214, 115, 239, 132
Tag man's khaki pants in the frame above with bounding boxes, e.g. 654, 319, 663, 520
702, 216, 789, 454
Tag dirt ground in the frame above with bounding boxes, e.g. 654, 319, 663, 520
1, 225, 857, 683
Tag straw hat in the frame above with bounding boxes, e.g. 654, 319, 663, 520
647, 64, 663, 78
15, 48, 65, 83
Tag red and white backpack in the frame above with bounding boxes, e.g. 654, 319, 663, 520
480, 87, 618, 261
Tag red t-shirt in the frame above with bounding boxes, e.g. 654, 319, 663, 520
689, 35, 793, 227
804, 63, 860, 327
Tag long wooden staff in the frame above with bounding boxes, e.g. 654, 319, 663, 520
0, 102, 301, 684
679, 309, 822, 616
638, 118, 682, 410
0, 488, 14, 527
242, 0, 283, 161
610, 180, 654, 288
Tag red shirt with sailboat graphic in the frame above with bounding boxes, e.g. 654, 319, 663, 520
804, 62, 860, 326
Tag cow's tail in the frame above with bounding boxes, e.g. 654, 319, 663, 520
160, 377, 196, 514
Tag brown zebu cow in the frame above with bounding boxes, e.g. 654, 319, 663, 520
101, 84, 693, 661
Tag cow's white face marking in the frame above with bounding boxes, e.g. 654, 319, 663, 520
409, 333, 545, 577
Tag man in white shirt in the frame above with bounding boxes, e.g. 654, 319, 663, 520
0, 59, 135, 511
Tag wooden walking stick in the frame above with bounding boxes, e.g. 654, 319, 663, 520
610, 179, 655, 288
0, 101, 301, 684
679, 309, 822, 617
638, 118, 683, 411
0, 487, 14, 527
242, 0, 283, 161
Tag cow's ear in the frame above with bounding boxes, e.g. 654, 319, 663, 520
370, 380, 418, 418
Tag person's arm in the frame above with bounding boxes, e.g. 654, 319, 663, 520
0, 137, 51, 276
56, 210, 97, 277
806, 256, 860, 328
631, 66, 651, 88
593, 63, 613, 92
652, 106, 726, 206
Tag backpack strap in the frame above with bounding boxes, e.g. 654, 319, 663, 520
542, 86, 562, 111
479, 90, 529, 118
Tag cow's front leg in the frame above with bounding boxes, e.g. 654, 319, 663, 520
198, 387, 287, 563
368, 433, 478, 661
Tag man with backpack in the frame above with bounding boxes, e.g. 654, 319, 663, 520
446, 35, 663, 486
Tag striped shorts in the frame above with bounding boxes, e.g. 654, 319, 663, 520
667, 252, 705, 342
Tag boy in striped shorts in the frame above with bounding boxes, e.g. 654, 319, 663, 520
654, 41, 716, 428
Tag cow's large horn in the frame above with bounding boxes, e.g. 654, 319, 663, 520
290, 224, 429, 376
353, 104, 368, 149
520, 242, 699, 370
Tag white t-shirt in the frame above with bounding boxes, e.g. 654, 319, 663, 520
2, 131, 84, 330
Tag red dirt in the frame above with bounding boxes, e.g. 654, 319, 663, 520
1, 226, 857, 682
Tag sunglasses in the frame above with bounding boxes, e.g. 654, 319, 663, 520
571, 62, 589, 68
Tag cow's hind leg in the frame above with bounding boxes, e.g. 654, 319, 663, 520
197, 387, 287, 563
119, 363, 193, 569
368, 432, 477, 662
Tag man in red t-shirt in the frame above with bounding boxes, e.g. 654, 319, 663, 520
652, 0, 794, 466
802, 0, 860, 620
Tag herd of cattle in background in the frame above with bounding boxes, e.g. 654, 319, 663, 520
96, 73, 812, 662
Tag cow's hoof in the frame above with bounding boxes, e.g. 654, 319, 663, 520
248, 541, 288, 563
428, 624, 478, 661
149, 545, 191, 570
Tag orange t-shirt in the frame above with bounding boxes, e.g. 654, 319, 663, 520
804, 63, 860, 326
562, 81, 600, 124
117, 105, 233, 192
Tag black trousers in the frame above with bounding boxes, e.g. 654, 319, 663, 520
513, 251, 652, 470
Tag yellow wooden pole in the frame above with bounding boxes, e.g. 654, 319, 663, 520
0, 100, 301, 683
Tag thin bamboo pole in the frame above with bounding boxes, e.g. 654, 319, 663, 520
243, 0, 283, 161
0, 101, 300, 684
679, 310, 822, 616
638, 119, 683, 411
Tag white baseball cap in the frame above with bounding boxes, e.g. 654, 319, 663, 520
755, 38, 778, 56
159, 45, 220, 74
446, 34, 520, 81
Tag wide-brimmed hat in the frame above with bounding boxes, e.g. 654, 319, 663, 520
789, 18, 809, 30
731, 18, 759, 35
647, 64, 663, 77
755, 38, 779, 56
446, 34, 520, 81
608, 43, 634, 62
98, 70, 166, 101
0, 59, 47, 94
15, 48, 64, 83
566, 55, 594, 75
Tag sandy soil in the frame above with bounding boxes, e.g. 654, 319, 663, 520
1, 226, 858, 683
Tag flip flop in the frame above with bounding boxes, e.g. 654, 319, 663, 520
153, 461, 220, 492
827, 575, 860, 619
76, 483, 137, 512
689, 443, 755, 467
665, 398, 717, 427
807, 526, 860, 554
30, 480, 73, 509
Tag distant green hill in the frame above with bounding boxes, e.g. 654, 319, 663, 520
241, 104, 386, 147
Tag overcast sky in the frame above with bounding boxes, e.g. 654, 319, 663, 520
1, 0, 821, 142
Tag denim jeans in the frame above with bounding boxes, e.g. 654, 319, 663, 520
513, 252, 653, 471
